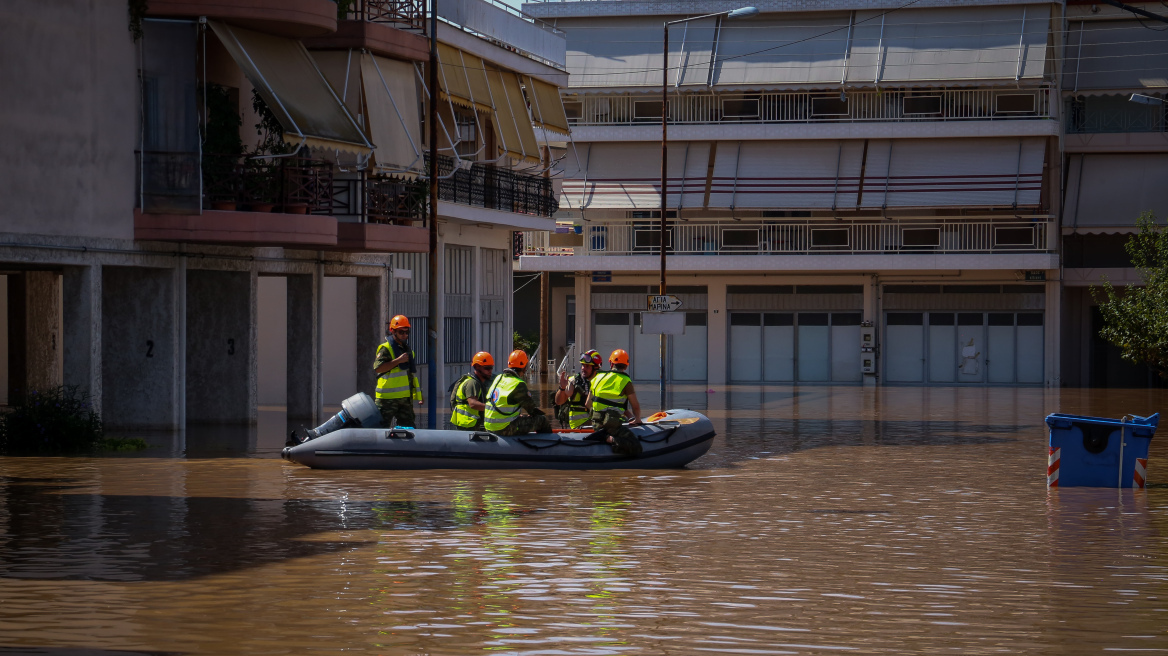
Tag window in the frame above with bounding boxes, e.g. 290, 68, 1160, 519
812, 97, 849, 117
563, 101, 582, 121
595, 312, 629, 326
763, 313, 794, 326
444, 317, 473, 363
903, 96, 942, 115
887, 313, 924, 326
730, 313, 761, 326
454, 111, 477, 159
995, 94, 1036, 114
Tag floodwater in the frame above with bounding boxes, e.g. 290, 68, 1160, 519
2, 386, 1168, 655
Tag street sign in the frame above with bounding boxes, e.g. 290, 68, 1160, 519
1024, 270, 1046, 282
646, 294, 683, 312
592, 271, 612, 283
642, 311, 685, 335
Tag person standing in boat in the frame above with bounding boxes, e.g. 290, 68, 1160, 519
555, 349, 602, 429
484, 350, 553, 436
374, 315, 423, 427
449, 351, 494, 430
586, 349, 643, 456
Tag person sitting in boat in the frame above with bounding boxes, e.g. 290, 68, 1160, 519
555, 349, 602, 429
585, 349, 644, 456
449, 351, 495, 430
375, 315, 423, 428
484, 350, 553, 436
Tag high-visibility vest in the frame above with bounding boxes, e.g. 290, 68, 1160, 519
450, 374, 483, 428
564, 375, 590, 429
590, 370, 630, 414
484, 372, 524, 432
376, 341, 421, 401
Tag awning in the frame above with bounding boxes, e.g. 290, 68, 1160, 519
858, 137, 1045, 208
437, 43, 495, 113
208, 21, 370, 155
564, 16, 717, 89
1064, 19, 1168, 94
708, 140, 864, 209
1064, 153, 1168, 228
559, 141, 711, 209
487, 67, 541, 163
846, 5, 1050, 86
312, 50, 423, 173
526, 76, 571, 135
712, 15, 852, 88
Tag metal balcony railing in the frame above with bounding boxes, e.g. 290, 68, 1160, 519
201, 154, 335, 213
521, 219, 1054, 256
330, 174, 428, 225
1064, 97, 1168, 134
427, 154, 559, 217
566, 87, 1054, 127
343, 0, 425, 31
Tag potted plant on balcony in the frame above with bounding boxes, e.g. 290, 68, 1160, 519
200, 83, 244, 211
249, 90, 300, 213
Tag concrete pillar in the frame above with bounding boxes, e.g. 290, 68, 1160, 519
707, 279, 728, 386
863, 274, 879, 388
286, 272, 322, 423
435, 240, 446, 416
356, 273, 388, 398
471, 246, 482, 354
174, 258, 187, 428
63, 265, 102, 411
185, 269, 256, 424
22, 271, 62, 393
575, 273, 591, 349
1045, 276, 1061, 388
102, 266, 178, 430
7, 274, 26, 401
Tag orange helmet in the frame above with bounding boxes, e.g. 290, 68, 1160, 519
609, 349, 629, 366
389, 315, 411, 330
472, 352, 494, 367
507, 350, 530, 369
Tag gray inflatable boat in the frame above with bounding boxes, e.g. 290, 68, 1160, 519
280, 409, 715, 470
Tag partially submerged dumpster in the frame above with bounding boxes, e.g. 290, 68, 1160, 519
1045, 413, 1158, 488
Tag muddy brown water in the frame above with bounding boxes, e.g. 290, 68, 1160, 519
2, 386, 1168, 655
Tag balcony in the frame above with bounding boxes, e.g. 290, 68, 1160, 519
304, 0, 430, 61
522, 218, 1054, 257
429, 154, 559, 218
567, 88, 1054, 127
1065, 96, 1167, 134
145, 0, 339, 37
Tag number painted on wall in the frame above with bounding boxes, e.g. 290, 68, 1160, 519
146, 340, 154, 358
227, 338, 235, 355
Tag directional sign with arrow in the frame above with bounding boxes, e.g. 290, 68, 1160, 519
646, 294, 683, 312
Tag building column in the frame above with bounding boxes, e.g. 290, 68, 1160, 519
863, 274, 879, 388
286, 271, 322, 423
185, 268, 255, 424
575, 273, 591, 349
20, 271, 62, 394
356, 272, 388, 398
471, 246, 482, 354
174, 258, 187, 428
63, 265, 102, 412
707, 280, 728, 386
1045, 276, 1061, 388
434, 239, 446, 422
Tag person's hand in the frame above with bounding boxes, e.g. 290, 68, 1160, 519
628, 418, 644, 427
558, 371, 568, 388
606, 436, 614, 444
417, 400, 424, 406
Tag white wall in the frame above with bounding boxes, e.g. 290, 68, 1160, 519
256, 276, 287, 406
322, 277, 357, 406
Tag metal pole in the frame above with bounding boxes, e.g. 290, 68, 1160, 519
427, 0, 439, 429
659, 21, 669, 411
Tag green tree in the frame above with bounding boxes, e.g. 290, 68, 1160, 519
1093, 211, 1168, 376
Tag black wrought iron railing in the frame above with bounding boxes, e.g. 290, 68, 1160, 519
426, 154, 558, 218
344, 0, 425, 30
201, 154, 336, 214
330, 174, 428, 225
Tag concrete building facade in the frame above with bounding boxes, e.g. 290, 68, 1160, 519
1, 0, 567, 428
519, 0, 1065, 386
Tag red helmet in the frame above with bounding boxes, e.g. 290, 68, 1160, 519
580, 349, 602, 367
507, 350, 530, 369
609, 349, 629, 366
389, 315, 410, 330
472, 352, 494, 367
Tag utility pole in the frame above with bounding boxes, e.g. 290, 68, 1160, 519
427, 0, 439, 428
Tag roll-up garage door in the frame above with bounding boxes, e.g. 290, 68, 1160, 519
885, 311, 1044, 385
560, 142, 711, 210
730, 311, 862, 383
709, 141, 864, 209
860, 137, 1044, 208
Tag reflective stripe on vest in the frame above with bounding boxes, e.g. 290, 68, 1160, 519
590, 370, 629, 413
484, 372, 523, 432
566, 375, 590, 429
376, 341, 415, 400
450, 375, 482, 428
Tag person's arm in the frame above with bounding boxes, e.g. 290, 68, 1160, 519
466, 379, 486, 411
624, 381, 643, 426
554, 372, 570, 406
514, 382, 544, 415
374, 344, 410, 375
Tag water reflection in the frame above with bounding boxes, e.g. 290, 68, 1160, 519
1, 387, 1167, 654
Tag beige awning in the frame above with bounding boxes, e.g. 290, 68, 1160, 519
1064, 19, 1168, 94
526, 77, 570, 136
1065, 153, 1168, 228
209, 21, 371, 155
487, 67, 541, 164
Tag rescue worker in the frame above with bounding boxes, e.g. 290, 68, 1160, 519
555, 349, 602, 429
449, 351, 494, 430
585, 349, 643, 456
374, 315, 423, 427
484, 350, 553, 436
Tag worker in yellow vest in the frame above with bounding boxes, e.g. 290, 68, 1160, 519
555, 349, 601, 429
585, 349, 643, 456
449, 351, 494, 430
484, 350, 552, 436
374, 315, 423, 427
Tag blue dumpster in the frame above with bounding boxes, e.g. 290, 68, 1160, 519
1045, 413, 1158, 488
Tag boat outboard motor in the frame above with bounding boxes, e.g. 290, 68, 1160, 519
289, 392, 382, 445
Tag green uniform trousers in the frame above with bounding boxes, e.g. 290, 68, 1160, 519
376, 398, 416, 428
495, 413, 552, 436
593, 409, 642, 456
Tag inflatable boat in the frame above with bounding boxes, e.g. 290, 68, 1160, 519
280, 409, 715, 470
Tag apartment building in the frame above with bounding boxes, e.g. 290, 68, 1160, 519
519, 0, 1061, 387
0, 0, 567, 428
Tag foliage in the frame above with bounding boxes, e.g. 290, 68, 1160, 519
336, 0, 356, 20
1092, 211, 1168, 376
97, 437, 149, 452
0, 386, 105, 454
252, 89, 292, 155
513, 332, 538, 354
128, 0, 148, 41
201, 83, 244, 156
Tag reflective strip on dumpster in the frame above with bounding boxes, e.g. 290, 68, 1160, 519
1047, 447, 1060, 488
1135, 458, 1148, 489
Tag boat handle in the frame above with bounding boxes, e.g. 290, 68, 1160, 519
470, 432, 498, 442
386, 429, 415, 440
